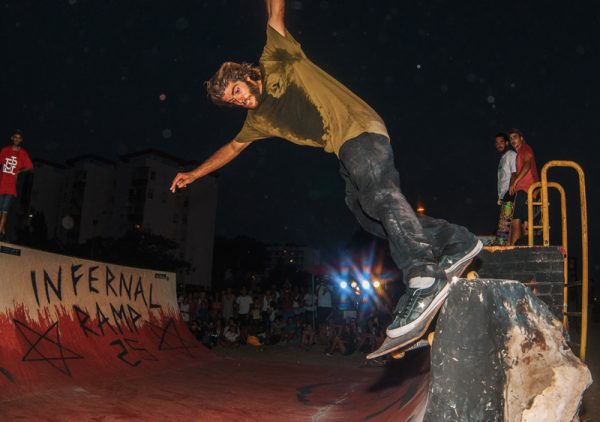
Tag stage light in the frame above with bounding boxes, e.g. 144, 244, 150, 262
340, 281, 348, 289
361, 280, 370, 290
373, 280, 381, 288
350, 280, 358, 289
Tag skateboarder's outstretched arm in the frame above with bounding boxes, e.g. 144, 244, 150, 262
265, 0, 286, 36
169, 140, 250, 192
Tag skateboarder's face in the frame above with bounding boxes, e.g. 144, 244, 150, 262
11, 133, 22, 146
509, 133, 524, 150
221, 78, 261, 109
495, 137, 508, 153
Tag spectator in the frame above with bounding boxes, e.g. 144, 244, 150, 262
222, 288, 236, 321
210, 293, 222, 321
196, 291, 210, 324
492, 132, 517, 246
282, 316, 299, 344
0, 129, 33, 241
279, 287, 295, 322
189, 320, 202, 340
180, 293, 191, 323
267, 300, 279, 324
357, 319, 379, 353
269, 316, 285, 345
303, 288, 317, 325
222, 318, 240, 346
317, 282, 333, 327
495, 132, 517, 204
292, 286, 304, 318
236, 287, 253, 320
207, 319, 223, 349
319, 319, 335, 349
325, 322, 356, 356
236, 287, 253, 343
261, 290, 274, 328
250, 301, 263, 334
300, 322, 315, 351
508, 128, 539, 245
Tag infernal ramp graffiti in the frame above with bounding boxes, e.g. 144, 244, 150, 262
147, 319, 197, 355
13, 319, 83, 376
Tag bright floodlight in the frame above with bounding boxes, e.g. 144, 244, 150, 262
373, 280, 381, 288
361, 280, 370, 290
340, 281, 348, 289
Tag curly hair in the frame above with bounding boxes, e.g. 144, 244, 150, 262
205, 62, 261, 106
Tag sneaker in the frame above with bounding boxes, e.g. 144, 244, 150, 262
439, 239, 483, 280
386, 277, 450, 339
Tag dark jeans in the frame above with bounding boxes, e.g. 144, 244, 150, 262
338, 133, 475, 282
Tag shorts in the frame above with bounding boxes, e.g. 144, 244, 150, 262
512, 191, 529, 221
0, 194, 14, 213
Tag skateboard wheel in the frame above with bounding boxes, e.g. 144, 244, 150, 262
427, 331, 435, 346
466, 271, 479, 280
391, 351, 406, 359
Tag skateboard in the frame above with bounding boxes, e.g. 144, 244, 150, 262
366, 271, 479, 360
494, 197, 515, 246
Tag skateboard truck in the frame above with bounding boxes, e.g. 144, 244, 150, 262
391, 331, 435, 359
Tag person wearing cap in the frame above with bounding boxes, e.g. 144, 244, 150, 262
508, 128, 539, 245
0, 130, 33, 241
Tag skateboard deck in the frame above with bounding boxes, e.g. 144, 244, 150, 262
494, 197, 515, 245
366, 270, 480, 360
366, 296, 445, 360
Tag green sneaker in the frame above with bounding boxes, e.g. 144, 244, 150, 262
386, 277, 450, 339
440, 239, 483, 279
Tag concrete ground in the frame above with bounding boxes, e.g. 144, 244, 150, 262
582, 320, 600, 421
215, 327, 600, 420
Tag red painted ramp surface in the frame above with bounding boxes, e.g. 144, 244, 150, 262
0, 243, 429, 421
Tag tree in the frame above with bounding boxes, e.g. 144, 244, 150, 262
64, 231, 190, 272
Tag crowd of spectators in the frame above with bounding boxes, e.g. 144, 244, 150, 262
177, 280, 388, 357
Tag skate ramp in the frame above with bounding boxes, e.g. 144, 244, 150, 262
0, 242, 429, 421
0, 242, 210, 400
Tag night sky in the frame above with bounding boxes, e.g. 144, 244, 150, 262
2, 1, 599, 274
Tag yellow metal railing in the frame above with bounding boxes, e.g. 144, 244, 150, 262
527, 181, 567, 328
526, 160, 588, 361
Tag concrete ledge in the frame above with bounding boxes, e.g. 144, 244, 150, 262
425, 278, 591, 421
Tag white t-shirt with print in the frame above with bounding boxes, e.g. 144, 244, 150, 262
236, 295, 253, 315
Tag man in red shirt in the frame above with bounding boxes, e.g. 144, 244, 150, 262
0, 130, 33, 241
508, 128, 539, 245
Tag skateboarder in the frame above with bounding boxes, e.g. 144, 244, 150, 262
508, 128, 539, 245
495, 132, 516, 205
493, 132, 516, 245
0, 130, 33, 241
170, 0, 482, 348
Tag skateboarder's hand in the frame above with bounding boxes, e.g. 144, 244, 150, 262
170, 171, 196, 192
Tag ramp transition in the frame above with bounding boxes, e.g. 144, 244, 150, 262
0, 243, 428, 421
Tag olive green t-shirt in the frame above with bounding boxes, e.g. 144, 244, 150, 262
235, 25, 389, 156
